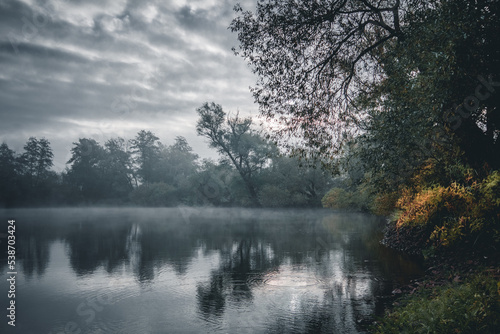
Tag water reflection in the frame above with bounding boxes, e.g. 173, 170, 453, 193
0, 208, 423, 333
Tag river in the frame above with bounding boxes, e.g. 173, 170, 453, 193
0, 208, 423, 333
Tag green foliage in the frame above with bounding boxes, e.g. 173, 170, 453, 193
374, 274, 500, 334
321, 183, 374, 212
372, 191, 400, 217
259, 155, 333, 207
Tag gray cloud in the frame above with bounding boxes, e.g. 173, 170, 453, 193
0, 0, 257, 170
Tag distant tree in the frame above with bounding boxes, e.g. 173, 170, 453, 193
160, 136, 198, 185
160, 136, 199, 202
129, 182, 177, 206
101, 137, 134, 199
192, 159, 236, 206
129, 130, 161, 183
196, 102, 274, 206
0, 143, 19, 207
18, 137, 54, 187
66, 138, 106, 202
260, 155, 333, 207
15, 137, 55, 204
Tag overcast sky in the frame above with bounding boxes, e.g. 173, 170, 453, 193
0, 0, 258, 171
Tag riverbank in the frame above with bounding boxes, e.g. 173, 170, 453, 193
372, 241, 500, 333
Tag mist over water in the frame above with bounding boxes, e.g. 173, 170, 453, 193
0, 208, 423, 333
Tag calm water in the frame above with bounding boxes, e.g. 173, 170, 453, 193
0, 208, 423, 334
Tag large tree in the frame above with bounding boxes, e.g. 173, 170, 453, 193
196, 102, 273, 206
230, 0, 424, 158
230, 0, 499, 170
351, 0, 500, 189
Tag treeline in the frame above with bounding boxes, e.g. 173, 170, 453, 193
0, 112, 333, 208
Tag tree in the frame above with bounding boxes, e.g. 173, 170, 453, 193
230, 0, 432, 158
18, 137, 54, 187
196, 102, 273, 206
129, 130, 161, 183
230, 0, 499, 171
259, 155, 334, 207
351, 0, 500, 188
162, 137, 199, 200
15, 137, 55, 204
159, 136, 199, 186
191, 159, 235, 206
66, 138, 106, 202
101, 137, 134, 199
0, 143, 19, 207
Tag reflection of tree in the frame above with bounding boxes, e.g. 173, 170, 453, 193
197, 234, 283, 319
9, 219, 58, 278
197, 272, 226, 318
19, 235, 51, 278
9, 208, 423, 333
264, 287, 365, 334
65, 221, 130, 276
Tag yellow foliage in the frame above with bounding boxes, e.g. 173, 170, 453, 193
396, 183, 474, 229
394, 170, 500, 249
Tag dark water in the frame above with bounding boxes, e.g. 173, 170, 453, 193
0, 208, 423, 334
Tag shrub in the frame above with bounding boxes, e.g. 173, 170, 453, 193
393, 171, 500, 251
396, 183, 474, 229
322, 184, 374, 212
374, 274, 500, 334
372, 191, 400, 216
322, 187, 352, 210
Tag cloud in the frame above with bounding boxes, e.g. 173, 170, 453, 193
0, 0, 257, 170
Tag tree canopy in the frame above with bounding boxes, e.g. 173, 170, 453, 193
230, 0, 499, 171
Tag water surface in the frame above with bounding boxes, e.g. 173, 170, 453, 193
0, 208, 423, 333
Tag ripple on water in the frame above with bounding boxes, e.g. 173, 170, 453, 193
261, 270, 322, 288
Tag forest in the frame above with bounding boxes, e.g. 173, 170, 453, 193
0, 103, 334, 208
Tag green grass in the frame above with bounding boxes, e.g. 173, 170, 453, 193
373, 274, 500, 334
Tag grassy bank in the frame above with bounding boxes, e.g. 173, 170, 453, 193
372, 271, 500, 334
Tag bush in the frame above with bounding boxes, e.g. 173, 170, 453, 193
392, 171, 500, 251
372, 191, 400, 216
374, 274, 500, 334
322, 184, 374, 212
